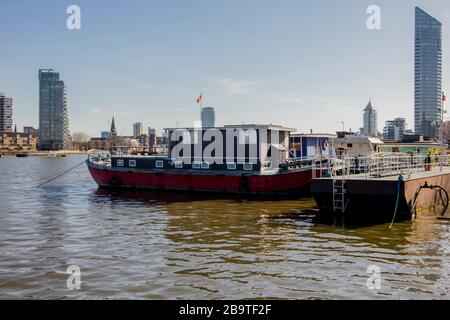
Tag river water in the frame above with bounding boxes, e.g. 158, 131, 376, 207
0, 155, 449, 299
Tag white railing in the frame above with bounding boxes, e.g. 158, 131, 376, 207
312, 153, 450, 180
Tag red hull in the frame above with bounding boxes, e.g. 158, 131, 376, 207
87, 162, 313, 195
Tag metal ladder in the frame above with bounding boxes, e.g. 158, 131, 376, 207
332, 177, 346, 213
332, 157, 347, 213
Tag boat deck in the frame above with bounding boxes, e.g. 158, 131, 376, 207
316, 167, 450, 182
311, 155, 450, 217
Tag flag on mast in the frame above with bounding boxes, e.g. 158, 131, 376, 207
196, 93, 203, 106
443, 92, 447, 113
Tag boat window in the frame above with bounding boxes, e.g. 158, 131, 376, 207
227, 162, 237, 170
129, 160, 136, 167
117, 159, 124, 167
174, 161, 183, 169
192, 162, 201, 169
243, 163, 253, 171
201, 162, 210, 169
156, 160, 164, 168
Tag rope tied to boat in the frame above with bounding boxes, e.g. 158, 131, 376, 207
36, 160, 86, 188
389, 174, 404, 230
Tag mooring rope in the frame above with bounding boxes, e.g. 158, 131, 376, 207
389, 175, 403, 230
36, 160, 86, 188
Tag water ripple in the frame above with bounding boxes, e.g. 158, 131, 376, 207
1, 155, 450, 299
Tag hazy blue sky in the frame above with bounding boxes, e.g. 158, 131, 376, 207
1, 0, 450, 136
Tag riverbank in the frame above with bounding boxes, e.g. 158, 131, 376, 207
0, 150, 88, 157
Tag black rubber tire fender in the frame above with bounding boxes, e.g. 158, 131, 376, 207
110, 176, 121, 186
238, 175, 250, 193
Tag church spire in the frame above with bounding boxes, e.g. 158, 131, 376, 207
111, 116, 116, 134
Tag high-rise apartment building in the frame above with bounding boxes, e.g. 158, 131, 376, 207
414, 7, 442, 138
201, 107, 215, 128
0, 93, 13, 133
133, 122, 144, 137
363, 100, 377, 137
38, 69, 70, 150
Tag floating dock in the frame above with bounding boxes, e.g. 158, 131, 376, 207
311, 154, 450, 219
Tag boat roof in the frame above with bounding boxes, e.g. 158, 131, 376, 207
291, 132, 337, 138
381, 142, 446, 147
165, 124, 297, 132
334, 136, 384, 144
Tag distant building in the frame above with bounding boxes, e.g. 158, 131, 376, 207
122, 136, 140, 148
156, 132, 169, 146
101, 131, 111, 139
0, 93, 13, 132
139, 133, 149, 147
148, 127, 156, 147
133, 122, 144, 137
415, 7, 442, 138
383, 118, 406, 141
38, 69, 70, 150
0, 132, 37, 153
161, 131, 169, 145
110, 116, 117, 138
363, 100, 377, 137
89, 137, 113, 151
23, 126, 39, 137
201, 107, 215, 128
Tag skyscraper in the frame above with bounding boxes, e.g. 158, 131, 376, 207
414, 7, 442, 138
133, 122, 143, 137
38, 69, 70, 150
0, 93, 13, 132
201, 107, 215, 128
363, 100, 377, 137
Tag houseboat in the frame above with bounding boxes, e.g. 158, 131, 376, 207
87, 124, 331, 195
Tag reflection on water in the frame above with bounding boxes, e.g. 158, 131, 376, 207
0, 155, 449, 299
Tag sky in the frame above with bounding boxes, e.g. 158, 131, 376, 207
1, 0, 450, 137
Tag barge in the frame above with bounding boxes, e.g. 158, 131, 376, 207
311, 154, 450, 219
87, 124, 331, 195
